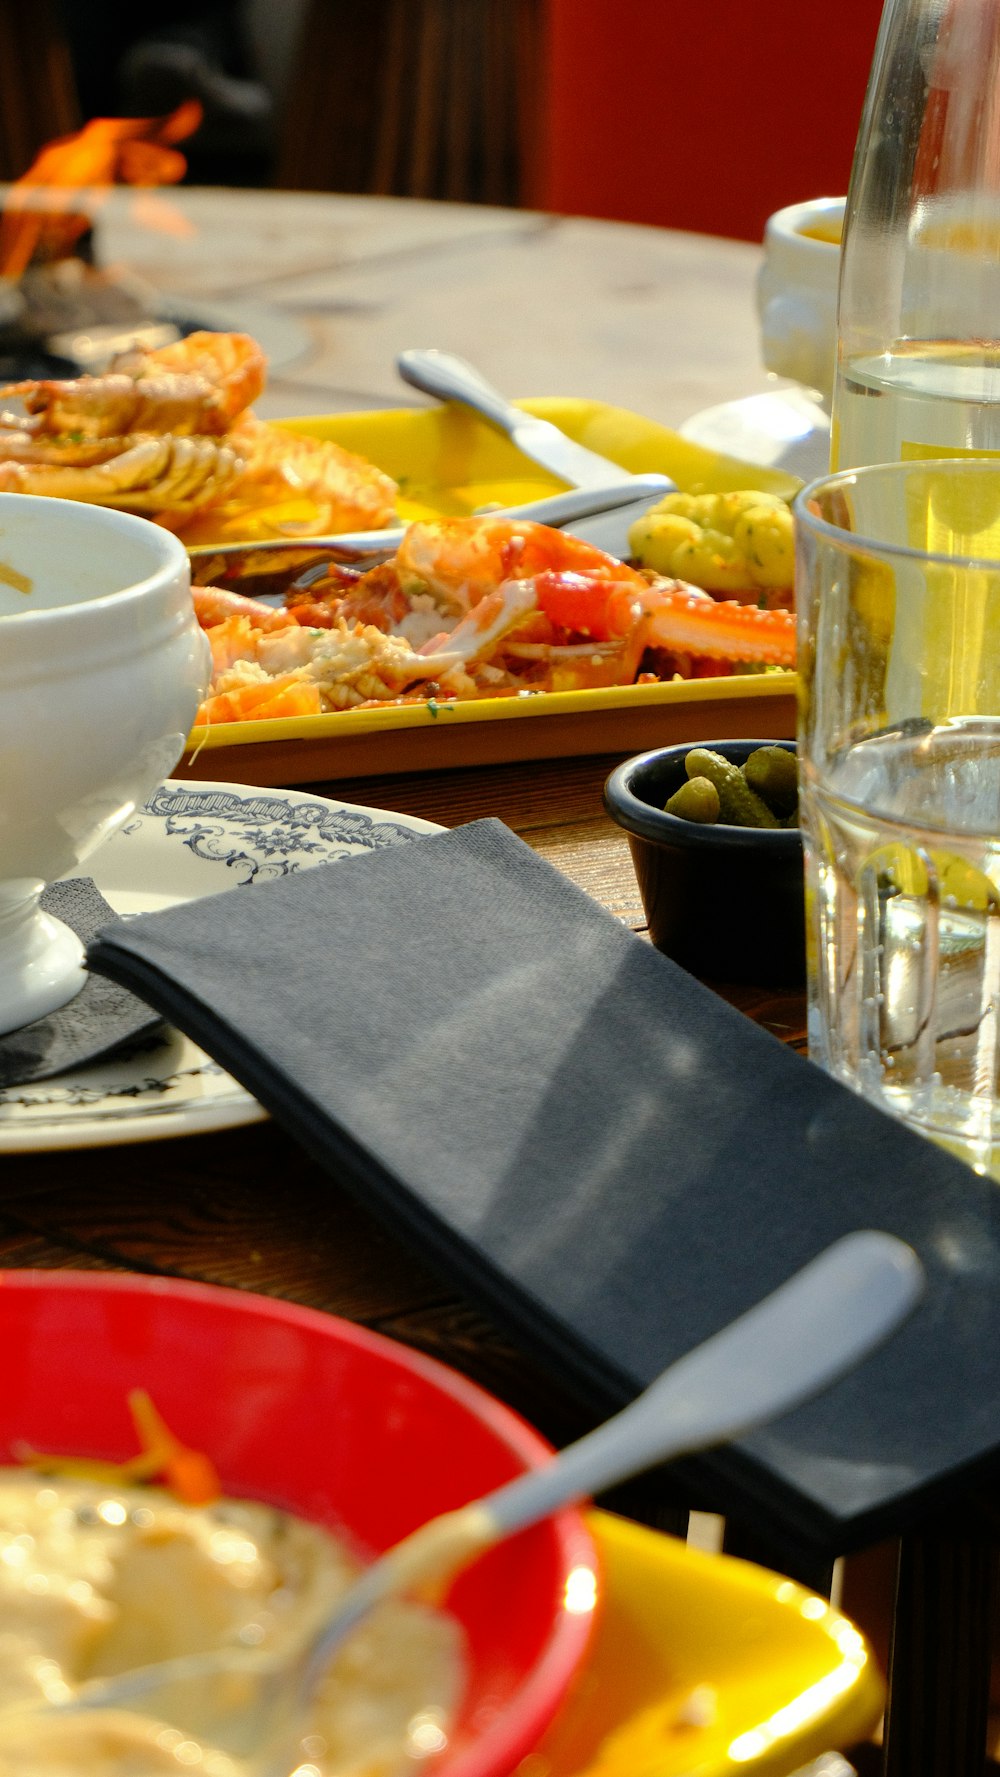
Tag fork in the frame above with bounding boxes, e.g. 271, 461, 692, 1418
184, 476, 673, 565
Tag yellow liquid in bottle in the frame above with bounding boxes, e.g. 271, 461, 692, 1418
832, 340, 1000, 469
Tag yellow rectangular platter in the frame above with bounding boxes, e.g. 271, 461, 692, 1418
177, 400, 799, 786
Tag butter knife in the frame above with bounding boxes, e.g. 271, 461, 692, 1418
397, 347, 674, 497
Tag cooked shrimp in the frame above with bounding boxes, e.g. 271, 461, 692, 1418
0, 330, 265, 438
132, 330, 266, 426
193, 584, 299, 631
0, 329, 400, 540
0, 434, 244, 513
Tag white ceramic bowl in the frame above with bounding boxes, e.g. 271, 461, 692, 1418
756, 196, 844, 404
0, 493, 209, 1034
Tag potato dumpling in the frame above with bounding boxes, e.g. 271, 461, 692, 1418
629, 490, 794, 594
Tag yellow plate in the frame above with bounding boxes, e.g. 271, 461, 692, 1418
178, 401, 799, 785
537, 1510, 883, 1777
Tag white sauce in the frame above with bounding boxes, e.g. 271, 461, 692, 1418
0, 1475, 465, 1777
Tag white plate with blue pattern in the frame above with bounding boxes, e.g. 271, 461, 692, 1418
0, 781, 442, 1153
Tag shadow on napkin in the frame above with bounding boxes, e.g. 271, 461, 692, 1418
0, 879, 164, 1088
85, 817, 1000, 1553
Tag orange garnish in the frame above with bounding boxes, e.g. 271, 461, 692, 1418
14, 1389, 221, 1506
127, 1390, 221, 1505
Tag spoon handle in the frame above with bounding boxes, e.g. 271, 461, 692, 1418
303, 1230, 921, 1683
485, 1230, 921, 1535
397, 348, 522, 433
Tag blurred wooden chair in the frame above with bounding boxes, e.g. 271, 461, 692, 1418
275, 0, 541, 206
0, 0, 81, 182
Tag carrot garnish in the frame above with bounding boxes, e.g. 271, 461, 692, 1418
126, 1389, 221, 1505
14, 1389, 221, 1506
194, 674, 323, 725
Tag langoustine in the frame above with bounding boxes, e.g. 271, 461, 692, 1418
0, 331, 267, 439
192, 516, 796, 724
0, 331, 399, 535
0, 431, 245, 514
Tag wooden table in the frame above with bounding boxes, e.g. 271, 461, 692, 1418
3, 182, 791, 1455
0, 751, 800, 1421
1, 189, 984, 1776
96, 185, 776, 430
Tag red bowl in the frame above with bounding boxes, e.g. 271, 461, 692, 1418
0, 1270, 598, 1777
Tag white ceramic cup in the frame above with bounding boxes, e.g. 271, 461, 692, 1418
756, 197, 845, 405
0, 494, 210, 1036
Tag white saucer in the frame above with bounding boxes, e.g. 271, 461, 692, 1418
0, 782, 442, 1154
680, 387, 832, 482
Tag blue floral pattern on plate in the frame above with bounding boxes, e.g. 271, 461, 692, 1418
0, 781, 441, 1151
130, 784, 422, 885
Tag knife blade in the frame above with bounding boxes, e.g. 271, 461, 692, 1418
397, 348, 673, 497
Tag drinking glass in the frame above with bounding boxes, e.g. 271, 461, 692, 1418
796, 457, 1000, 1176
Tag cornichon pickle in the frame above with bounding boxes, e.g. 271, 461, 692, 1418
684, 747, 780, 828
665, 776, 720, 823
743, 745, 799, 818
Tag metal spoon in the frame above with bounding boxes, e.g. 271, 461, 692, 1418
17, 1230, 922, 1770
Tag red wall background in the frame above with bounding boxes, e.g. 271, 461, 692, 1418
533, 0, 885, 242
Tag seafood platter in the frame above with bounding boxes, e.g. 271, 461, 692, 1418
0, 330, 801, 783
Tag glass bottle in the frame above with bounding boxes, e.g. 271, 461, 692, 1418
832, 0, 1000, 469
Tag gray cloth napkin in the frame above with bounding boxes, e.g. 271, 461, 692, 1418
0, 879, 164, 1087
85, 817, 1000, 1556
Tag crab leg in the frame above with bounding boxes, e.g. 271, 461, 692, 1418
641, 584, 796, 666
533, 569, 796, 667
